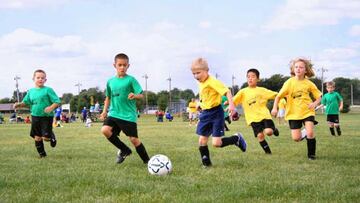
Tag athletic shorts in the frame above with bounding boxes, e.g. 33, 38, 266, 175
250, 119, 275, 137
103, 116, 138, 137
196, 105, 224, 137
55, 116, 61, 121
30, 116, 54, 138
288, 116, 318, 129
327, 114, 339, 124
277, 109, 285, 118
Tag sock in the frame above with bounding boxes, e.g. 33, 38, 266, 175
329, 127, 335, 136
224, 123, 229, 131
107, 134, 131, 154
220, 136, 238, 147
35, 140, 46, 156
259, 140, 272, 154
307, 138, 316, 158
135, 143, 150, 163
199, 145, 211, 166
336, 126, 341, 136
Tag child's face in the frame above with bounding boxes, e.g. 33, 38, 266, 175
294, 61, 306, 78
191, 69, 208, 82
326, 85, 335, 92
113, 58, 129, 77
247, 72, 258, 87
33, 72, 47, 87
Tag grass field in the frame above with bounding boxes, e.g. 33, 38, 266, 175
0, 114, 359, 202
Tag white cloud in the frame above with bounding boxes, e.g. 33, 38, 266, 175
0, 0, 70, 9
264, 0, 360, 31
349, 25, 360, 36
199, 21, 212, 29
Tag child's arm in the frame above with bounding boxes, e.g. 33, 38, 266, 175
100, 97, 110, 120
271, 96, 280, 116
308, 97, 321, 110
44, 103, 59, 113
225, 91, 235, 116
339, 100, 343, 111
13, 102, 27, 109
128, 93, 143, 100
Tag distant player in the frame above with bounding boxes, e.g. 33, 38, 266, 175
317, 81, 343, 136
221, 95, 231, 131
188, 98, 198, 126
272, 57, 322, 160
100, 53, 150, 164
191, 57, 247, 167
14, 69, 60, 158
233, 68, 279, 154
277, 98, 286, 125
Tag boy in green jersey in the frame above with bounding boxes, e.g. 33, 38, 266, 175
317, 81, 343, 136
100, 53, 150, 164
14, 69, 61, 158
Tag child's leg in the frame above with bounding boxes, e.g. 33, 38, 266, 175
129, 136, 150, 164
334, 123, 341, 135
291, 129, 302, 142
101, 125, 131, 154
199, 136, 211, 166
34, 136, 46, 157
257, 133, 271, 154
328, 122, 335, 136
304, 121, 316, 159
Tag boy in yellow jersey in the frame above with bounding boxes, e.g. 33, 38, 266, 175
233, 69, 279, 154
188, 98, 198, 126
272, 57, 322, 160
191, 58, 247, 167
277, 98, 286, 125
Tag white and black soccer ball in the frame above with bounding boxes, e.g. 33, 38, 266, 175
147, 154, 172, 176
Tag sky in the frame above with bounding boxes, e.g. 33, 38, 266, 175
1, 0, 360, 99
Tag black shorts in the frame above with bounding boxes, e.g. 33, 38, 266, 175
327, 114, 339, 124
250, 119, 275, 137
103, 116, 138, 137
55, 116, 61, 121
30, 116, 54, 138
288, 116, 318, 129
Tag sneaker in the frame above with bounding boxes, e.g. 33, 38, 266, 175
235, 133, 247, 152
201, 156, 212, 167
308, 155, 316, 160
273, 128, 279, 136
50, 134, 57, 148
300, 129, 307, 141
116, 150, 132, 164
39, 152, 47, 158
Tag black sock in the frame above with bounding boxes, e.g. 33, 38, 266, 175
336, 126, 341, 135
259, 140, 271, 154
107, 134, 131, 154
220, 136, 238, 147
224, 123, 229, 131
136, 143, 150, 163
307, 138, 316, 158
329, 127, 335, 135
199, 145, 210, 160
35, 140, 46, 156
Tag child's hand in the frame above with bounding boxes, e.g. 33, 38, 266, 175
339, 106, 343, 111
44, 106, 53, 113
308, 102, 316, 110
13, 102, 19, 109
128, 93, 135, 100
271, 108, 278, 117
100, 112, 107, 120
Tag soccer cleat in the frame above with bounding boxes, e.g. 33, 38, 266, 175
116, 150, 132, 164
308, 155, 316, 160
235, 133, 247, 152
39, 152, 47, 158
201, 156, 212, 167
273, 128, 279, 136
50, 134, 57, 148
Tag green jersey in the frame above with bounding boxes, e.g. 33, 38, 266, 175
221, 95, 229, 117
106, 75, 142, 123
22, 86, 60, 117
321, 91, 343, 115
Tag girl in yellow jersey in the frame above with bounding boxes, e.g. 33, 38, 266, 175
272, 58, 322, 160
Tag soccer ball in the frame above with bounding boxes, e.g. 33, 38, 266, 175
147, 154, 172, 176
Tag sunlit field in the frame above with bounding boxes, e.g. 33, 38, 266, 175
0, 113, 359, 202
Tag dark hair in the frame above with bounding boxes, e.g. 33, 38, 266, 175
33, 69, 46, 77
247, 68, 260, 78
114, 53, 129, 62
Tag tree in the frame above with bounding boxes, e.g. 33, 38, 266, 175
61, 93, 73, 104
0, 98, 12, 104
180, 89, 195, 102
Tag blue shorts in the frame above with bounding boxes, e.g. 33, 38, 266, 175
196, 105, 224, 137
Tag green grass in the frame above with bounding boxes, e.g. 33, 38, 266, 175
0, 114, 359, 202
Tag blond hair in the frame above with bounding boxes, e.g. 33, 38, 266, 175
191, 58, 209, 71
326, 81, 335, 87
290, 57, 315, 78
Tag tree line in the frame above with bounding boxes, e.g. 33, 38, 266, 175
1, 75, 359, 113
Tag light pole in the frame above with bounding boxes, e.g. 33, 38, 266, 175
75, 82, 82, 115
231, 74, 236, 95
143, 74, 149, 114
14, 75, 21, 102
215, 73, 220, 79
167, 76, 172, 112
317, 67, 328, 113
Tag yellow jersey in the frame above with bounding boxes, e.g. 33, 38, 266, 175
198, 76, 229, 110
278, 98, 286, 110
188, 101, 197, 113
277, 77, 322, 120
233, 86, 277, 125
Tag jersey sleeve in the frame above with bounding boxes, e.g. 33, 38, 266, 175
233, 90, 243, 106
263, 88, 277, 100
131, 77, 143, 94
277, 80, 290, 98
48, 88, 61, 104
336, 92, 343, 101
309, 82, 322, 99
210, 78, 229, 96
106, 81, 111, 98
22, 90, 31, 105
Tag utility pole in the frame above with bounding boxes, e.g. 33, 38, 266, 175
75, 82, 82, 115
317, 67, 328, 113
167, 76, 172, 112
231, 75, 236, 95
351, 84, 354, 106
14, 75, 21, 102
143, 74, 149, 114
215, 73, 220, 79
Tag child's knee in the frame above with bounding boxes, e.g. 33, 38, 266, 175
129, 137, 140, 146
34, 136, 42, 141
101, 126, 112, 138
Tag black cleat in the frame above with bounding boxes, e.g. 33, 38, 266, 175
202, 156, 212, 167
50, 134, 57, 148
308, 155, 316, 160
273, 128, 279, 136
116, 150, 132, 164
39, 152, 47, 158
235, 133, 247, 152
